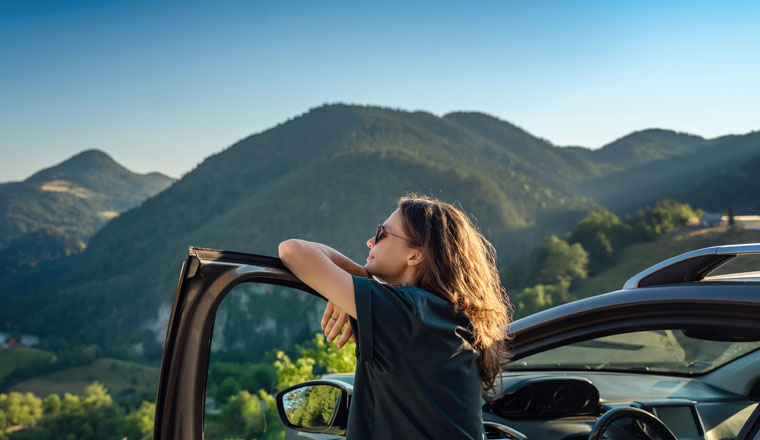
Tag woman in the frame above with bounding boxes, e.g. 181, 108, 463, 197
278, 194, 511, 439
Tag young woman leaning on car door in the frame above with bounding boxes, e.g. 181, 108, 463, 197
279, 193, 512, 440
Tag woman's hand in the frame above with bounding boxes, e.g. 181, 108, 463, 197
321, 301, 355, 348
320, 264, 371, 347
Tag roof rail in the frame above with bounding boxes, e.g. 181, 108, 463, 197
623, 243, 760, 289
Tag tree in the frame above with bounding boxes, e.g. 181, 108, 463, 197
512, 280, 572, 318
530, 236, 588, 285
633, 199, 698, 236
728, 205, 736, 227
566, 210, 629, 274
215, 376, 242, 404
16, 383, 126, 440
43, 394, 61, 416
220, 390, 265, 438
0, 392, 43, 430
124, 400, 155, 440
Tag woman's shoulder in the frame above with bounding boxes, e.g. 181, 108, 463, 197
402, 285, 464, 317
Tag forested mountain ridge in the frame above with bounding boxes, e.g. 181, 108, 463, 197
576, 130, 760, 212
442, 111, 605, 183
585, 128, 711, 168
4, 104, 602, 357
0, 150, 174, 274
675, 152, 760, 214
0, 150, 173, 248
3, 104, 759, 363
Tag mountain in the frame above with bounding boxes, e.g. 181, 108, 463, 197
0, 150, 174, 258
4, 105, 758, 363
0, 150, 174, 278
577, 130, 760, 213
442, 112, 605, 183
673, 153, 760, 214
3, 104, 602, 358
588, 129, 711, 168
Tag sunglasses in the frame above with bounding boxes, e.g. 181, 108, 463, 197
375, 224, 413, 244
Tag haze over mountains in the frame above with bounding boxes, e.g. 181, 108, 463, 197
2, 104, 758, 361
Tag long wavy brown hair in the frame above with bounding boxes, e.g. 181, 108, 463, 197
396, 193, 512, 394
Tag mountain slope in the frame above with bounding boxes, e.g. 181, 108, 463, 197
443, 112, 604, 183
590, 129, 711, 168
673, 153, 760, 214
0, 150, 174, 250
5, 105, 759, 361
5, 104, 600, 357
579, 131, 760, 212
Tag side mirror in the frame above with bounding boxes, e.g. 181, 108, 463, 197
275, 379, 352, 435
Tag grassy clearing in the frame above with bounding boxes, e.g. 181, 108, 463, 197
8, 357, 159, 399
571, 226, 760, 299
0, 347, 55, 382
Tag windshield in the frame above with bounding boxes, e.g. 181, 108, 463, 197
507, 330, 760, 375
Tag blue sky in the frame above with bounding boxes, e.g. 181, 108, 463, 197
1, 0, 758, 181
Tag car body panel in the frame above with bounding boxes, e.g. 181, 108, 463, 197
153, 247, 321, 440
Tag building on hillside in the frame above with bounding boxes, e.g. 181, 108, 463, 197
701, 213, 723, 227
730, 215, 760, 229
700, 213, 760, 229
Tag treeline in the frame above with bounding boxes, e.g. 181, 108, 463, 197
0, 383, 153, 440
506, 200, 701, 317
1, 333, 356, 440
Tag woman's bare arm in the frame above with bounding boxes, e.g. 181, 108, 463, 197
278, 239, 368, 318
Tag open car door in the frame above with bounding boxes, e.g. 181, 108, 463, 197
152, 247, 321, 440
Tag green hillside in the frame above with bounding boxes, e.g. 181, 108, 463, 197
3, 104, 759, 364
0, 150, 174, 269
4, 104, 602, 359
442, 112, 605, 183
8, 358, 158, 401
570, 226, 760, 299
589, 128, 711, 168
0, 348, 55, 384
579, 131, 760, 213
674, 153, 760, 214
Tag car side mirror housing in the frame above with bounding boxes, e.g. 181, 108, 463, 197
275, 379, 352, 436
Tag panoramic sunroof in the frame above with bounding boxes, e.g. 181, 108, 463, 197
705, 253, 760, 279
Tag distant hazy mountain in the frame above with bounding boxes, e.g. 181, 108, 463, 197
674, 152, 760, 214
0, 150, 174, 270
588, 128, 711, 168
577, 130, 760, 212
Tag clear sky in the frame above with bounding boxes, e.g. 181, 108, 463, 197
1, 0, 758, 181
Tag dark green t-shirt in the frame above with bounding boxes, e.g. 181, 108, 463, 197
346, 275, 486, 440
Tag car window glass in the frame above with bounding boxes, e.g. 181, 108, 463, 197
509, 329, 760, 375
202, 282, 343, 440
707, 253, 760, 277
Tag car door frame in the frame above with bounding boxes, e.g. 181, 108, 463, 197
152, 247, 322, 440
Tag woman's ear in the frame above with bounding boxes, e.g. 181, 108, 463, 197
408, 249, 424, 267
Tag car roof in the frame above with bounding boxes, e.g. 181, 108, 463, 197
508, 243, 760, 359
623, 243, 760, 288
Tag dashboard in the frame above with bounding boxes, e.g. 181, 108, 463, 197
483, 371, 758, 440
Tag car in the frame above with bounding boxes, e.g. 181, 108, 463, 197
153, 244, 760, 439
